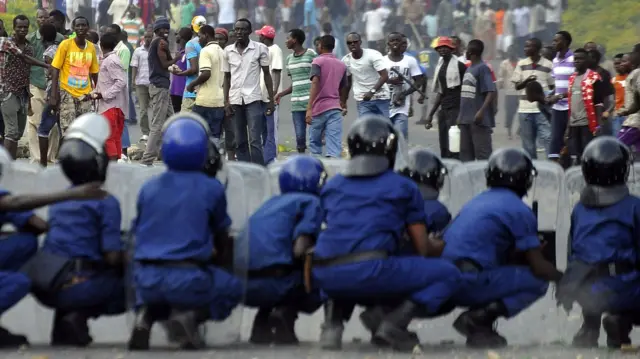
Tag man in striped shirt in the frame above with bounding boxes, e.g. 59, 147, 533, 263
547, 31, 574, 161
276, 28, 317, 153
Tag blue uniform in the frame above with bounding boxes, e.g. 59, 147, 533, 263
242, 193, 323, 312
312, 171, 461, 313
568, 195, 640, 314
35, 195, 126, 316
0, 190, 37, 314
133, 171, 242, 321
425, 199, 451, 233
442, 188, 548, 317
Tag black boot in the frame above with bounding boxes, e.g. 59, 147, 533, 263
249, 308, 274, 345
572, 313, 601, 348
270, 307, 299, 345
603, 314, 632, 349
373, 301, 421, 351
166, 308, 209, 350
50, 311, 92, 347
0, 326, 28, 348
453, 301, 507, 348
360, 306, 386, 335
319, 300, 345, 350
128, 307, 157, 351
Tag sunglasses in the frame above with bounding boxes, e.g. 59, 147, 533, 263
346, 40, 359, 45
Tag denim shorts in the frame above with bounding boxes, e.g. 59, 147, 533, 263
38, 105, 60, 137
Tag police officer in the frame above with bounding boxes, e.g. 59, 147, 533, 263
310, 115, 462, 351
243, 155, 324, 345
0, 144, 106, 348
442, 148, 562, 348
28, 113, 126, 347
128, 113, 242, 350
556, 137, 640, 349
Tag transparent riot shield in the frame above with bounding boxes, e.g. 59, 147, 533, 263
0, 160, 41, 195
227, 162, 272, 214
446, 160, 571, 344
439, 159, 462, 211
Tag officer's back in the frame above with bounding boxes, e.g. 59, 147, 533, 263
134, 171, 228, 262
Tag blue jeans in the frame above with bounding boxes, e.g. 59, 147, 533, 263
232, 101, 265, 165
549, 109, 569, 159
390, 113, 409, 140
309, 109, 343, 158
331, 16, 346, 58
261, 103, 278, 165
291, 111, 307, 152
519, 112, 551, 159
357, 99, 390, 118
193, 105, 225, 148
126, 90, 137, 125
611, 116, 626, 136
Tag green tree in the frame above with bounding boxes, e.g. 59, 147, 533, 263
563, 0, 640, 55
0, 0, 39, 34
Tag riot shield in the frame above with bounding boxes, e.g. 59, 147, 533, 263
439, 159, 462, 211
0, 160, 41, 194
227, 162, 272, 214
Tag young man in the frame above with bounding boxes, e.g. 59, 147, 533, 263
37, 24, 62, 167
511, 37, 555, 159
185, 25, 225, 147
563, 48, 607, 164
49, 16, 100, 136
457, 39, 496, 162
92, 32, 128, 161
615, 50, 640, 153
342, 32, 390, 118
307, 35, 347, 158
276, 29, 317, 154
497, 44, 519, 140
0, 16, 49, 159
172, 16, 206, 112
546, 31, 574, 161
611, 53, 631, 135
384, 32, 424, 141
131, 30, 153, 142
587, 49, 615, 134
256, 25, 283, 165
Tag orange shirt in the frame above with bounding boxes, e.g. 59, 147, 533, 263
613, 74, 628, 110
495, 10, 505, 35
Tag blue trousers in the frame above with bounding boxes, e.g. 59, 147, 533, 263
261, 103, 278, 165
356, 99, 390, 119
291, 111, 307, 151
134, 264, 243, 321
576, 272, 640, 315
451, 266, 548, 317
313, 257, 461, 313
0, 233, 37, 315
309, 109, 343, 158
244, 272, 322, 313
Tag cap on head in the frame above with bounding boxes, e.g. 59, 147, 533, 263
153, 17, 170, 32
255, 25, 276, 39
191, 15, 206, 33
434, 36, 455, 50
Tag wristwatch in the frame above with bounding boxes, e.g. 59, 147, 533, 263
369, 89, 377, 95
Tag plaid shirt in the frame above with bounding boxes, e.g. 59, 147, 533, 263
0, 37, 34, 100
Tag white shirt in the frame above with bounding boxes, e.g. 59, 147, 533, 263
131, 46, 150, 86
217, 0, 236, 25
108, 0, 129, 25
512, 6, 530, 37
529, 4, 546, 33
222, 40, 270, 105
342, 48, 390, 101
546, 0, 562, 23
260, 44, 284, 102
362, 9, 387, 42
384, 54, 422, 116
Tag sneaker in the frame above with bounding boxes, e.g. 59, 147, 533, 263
118, 154, 130, 164
140, 135, 149, 142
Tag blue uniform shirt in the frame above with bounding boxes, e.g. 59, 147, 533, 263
425, 199, 451, 233
570, 195, 640, 265
0, 189, 35, 229
442, 188, 540, 269
245, 193, 322, 270
134, 171, 231, 262
315, 170, 425, 258
42, 195, 122, 260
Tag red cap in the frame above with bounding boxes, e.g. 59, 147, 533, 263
255, 25, 276, 39
434, 36, 455, 50
215, 27, 229, 39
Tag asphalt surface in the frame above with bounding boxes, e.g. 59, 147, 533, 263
4, 34, 637, 358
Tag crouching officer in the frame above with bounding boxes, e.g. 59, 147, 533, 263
25, 113, 127, 347
0, 146, 105, 348
128, 113, 243, 350
244, 155, 324, 345
310, 115, 462, 352
556, 137, 640, 349
442, 148, 563, 348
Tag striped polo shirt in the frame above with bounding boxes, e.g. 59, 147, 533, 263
512, 56, 554, 113
286, 49, 317, 112
552, 50, 574, 111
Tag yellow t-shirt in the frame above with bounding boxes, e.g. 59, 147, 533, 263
51, 38, 100, 98
195, 42, 225, 108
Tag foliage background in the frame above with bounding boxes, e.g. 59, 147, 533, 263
562, 0, 640, 55
0, 0, 40, 32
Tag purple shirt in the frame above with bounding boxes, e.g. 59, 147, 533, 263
552, 50, 574, 111
309, 53, 347, 117
170, 50, 188, 96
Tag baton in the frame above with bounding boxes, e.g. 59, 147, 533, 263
390, 67, 427, 99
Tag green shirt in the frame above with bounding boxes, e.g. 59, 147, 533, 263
180, 1, 196, 28
27, 31, 65, 90
286, 49, 317, 112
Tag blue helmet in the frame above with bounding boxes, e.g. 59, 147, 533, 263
279, 155, 327, 195
161, 113, 210, 171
